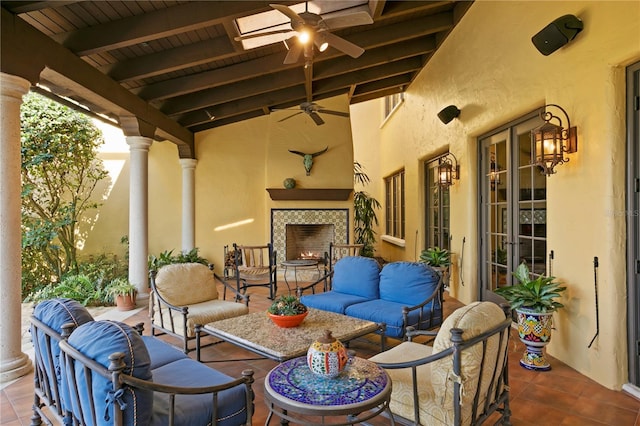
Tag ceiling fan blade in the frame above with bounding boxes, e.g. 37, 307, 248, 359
283, 41, 303, 64
321, 8, 373, 30
322, 31, 364, 58
278, 111, 304, 122
270, 4, 305, 26
308, 112, 325, 125
318, 109, 350, 118
234, 29, 292, 41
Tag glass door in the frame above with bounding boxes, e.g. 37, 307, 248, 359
480, 112, 545, 302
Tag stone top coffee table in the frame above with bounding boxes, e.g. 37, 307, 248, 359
195, 308, 382, 362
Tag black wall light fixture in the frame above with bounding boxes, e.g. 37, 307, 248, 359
531, 104, 578, 176
532, 14, 583, 56
437, 105, 460, 124
438, 153, 460, 187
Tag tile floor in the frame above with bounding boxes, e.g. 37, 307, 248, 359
2, 285, 639, 425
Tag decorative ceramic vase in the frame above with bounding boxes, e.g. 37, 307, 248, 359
268, 311, 307, 328
516, 308, 554, 371
283, 178, 296, 189
307, 330, 349, 378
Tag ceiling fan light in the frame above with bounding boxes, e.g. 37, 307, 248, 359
319, 41, 328, 52
297, 29, 311, 44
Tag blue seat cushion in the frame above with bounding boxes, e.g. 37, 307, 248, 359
31, 298, 94, 411
66, 320, 153, 426
150, 358, 249, 426
331, 256, 380, 299
379, 262, 440, 305
142, 336, 189, 370
300, 291, 372, 314
345, 299, 442, 338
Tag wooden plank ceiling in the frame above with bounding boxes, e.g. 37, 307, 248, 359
1, 0, 472, 155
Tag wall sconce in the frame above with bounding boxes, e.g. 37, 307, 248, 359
531, 104, 578, 176
489, 155, 501, 190
438, 153, 460, 187
437, 105, 460, 124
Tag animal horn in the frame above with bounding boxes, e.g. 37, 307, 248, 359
311, 147, 328, 157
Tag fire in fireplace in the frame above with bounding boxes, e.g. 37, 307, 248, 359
285, 224, 334, 261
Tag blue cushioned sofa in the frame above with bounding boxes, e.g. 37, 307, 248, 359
30, 298, 254, 426
299, 257, 444, 344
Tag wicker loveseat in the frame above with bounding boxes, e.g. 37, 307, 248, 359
30, 298, 254, 426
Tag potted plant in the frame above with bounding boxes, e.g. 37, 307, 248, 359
494, 263, 567, 371
267, 295, 308, 328
419, 247, 450, 284
105, 278, 138, 311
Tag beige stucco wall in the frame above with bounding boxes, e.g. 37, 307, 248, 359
350, 0, 640, 389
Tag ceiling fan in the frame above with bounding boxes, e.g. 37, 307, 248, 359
275, 102, 349, 126
236, 2, 373, 64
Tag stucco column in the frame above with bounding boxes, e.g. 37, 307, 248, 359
126, 137, 152, 297
0, 73, 33, 382
180, 158, 197, 252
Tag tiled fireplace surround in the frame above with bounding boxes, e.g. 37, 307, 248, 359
271, 209, 349, 265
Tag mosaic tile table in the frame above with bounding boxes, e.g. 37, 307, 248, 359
196, 308, 382, 362
264, 356, 394, 425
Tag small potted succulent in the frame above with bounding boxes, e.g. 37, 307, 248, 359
104, 278, 138, 311
267, 295, 308, 328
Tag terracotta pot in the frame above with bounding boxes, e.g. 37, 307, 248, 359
115, 293, 137, 311
268, 311, 308, 328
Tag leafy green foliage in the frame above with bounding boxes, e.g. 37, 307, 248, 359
268, 295, 307, 316
26, 274, 104, 306
353, 162, 381, 257
494, 263, 567, 313
148, 248, 209, 272
104, 277, 137, 302
20, 92, 109, 297
419, 247, 450, 267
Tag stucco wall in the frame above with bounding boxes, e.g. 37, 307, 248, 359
350, 0, 640, 389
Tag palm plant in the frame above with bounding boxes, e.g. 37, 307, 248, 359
353, 162, 381, 257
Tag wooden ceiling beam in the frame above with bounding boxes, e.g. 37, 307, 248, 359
52, 1, 288, 56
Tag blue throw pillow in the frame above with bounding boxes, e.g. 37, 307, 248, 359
379, 262, 440, 305
31, 298, 94, 413
331, 256, 381, 299
65, 320, 153, 426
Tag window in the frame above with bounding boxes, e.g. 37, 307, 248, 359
383, 92, 404, 119
425, 157, 451, 250
385, 170, 405, 240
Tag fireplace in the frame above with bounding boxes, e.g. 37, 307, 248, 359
271, 209, 349, 264
286, 224, 334, 261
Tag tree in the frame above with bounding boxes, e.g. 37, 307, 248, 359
20, 92, 108, 294
353, 162, 381, 257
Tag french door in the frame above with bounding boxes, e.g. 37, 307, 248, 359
479, 111, 546, 302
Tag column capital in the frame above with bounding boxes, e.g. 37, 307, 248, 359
126, 136, 153, 151
0, 73, 30, 99
179, 158, 198, 170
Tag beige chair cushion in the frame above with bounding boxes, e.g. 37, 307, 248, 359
154, 263, 218, 306
151, 299, 249, 338
369, 342, 435, 422
430, 301, 508, 425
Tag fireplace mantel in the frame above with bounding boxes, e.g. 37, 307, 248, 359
266, 188, 352, 201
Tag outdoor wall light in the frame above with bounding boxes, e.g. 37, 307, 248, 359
438, 153, 460, 187
489, 155, 501, 190
531, 104, 578, 176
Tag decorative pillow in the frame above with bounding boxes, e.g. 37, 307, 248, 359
431, 302, 507, 424
331, 256, 380, 299
154, 263, 218, 306
379, 262, 440, 305
31, 298, 94, 412
65, 320, 153, 426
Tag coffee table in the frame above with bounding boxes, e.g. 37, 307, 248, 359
195, 308, 382, 362
264, 356, 395, 425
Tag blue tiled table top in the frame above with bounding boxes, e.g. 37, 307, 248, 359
265, 356, 389, 408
